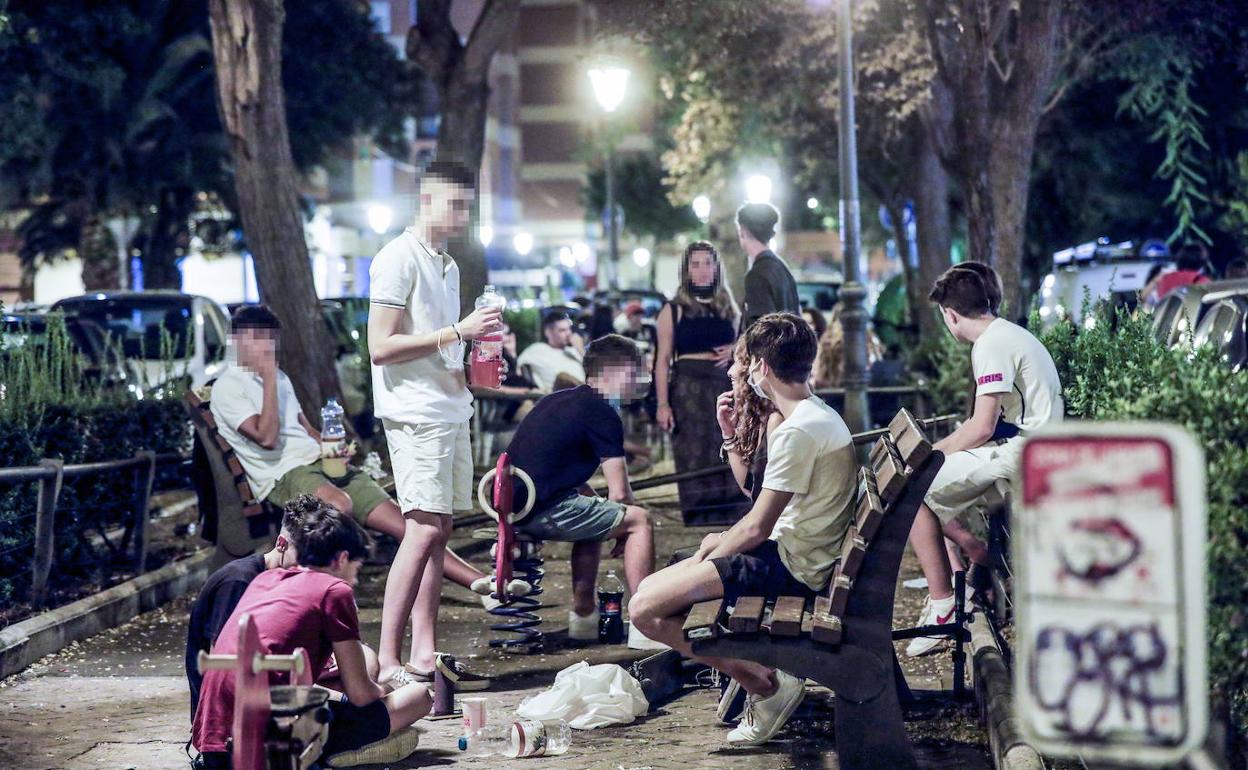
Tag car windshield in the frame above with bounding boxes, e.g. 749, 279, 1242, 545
53, 296, 192, 360
798, 282, 840, 312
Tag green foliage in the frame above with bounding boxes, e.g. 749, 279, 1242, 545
906, 323, 971, 418
504, 308, 541, 356
1114, 39, 1213, 246
583, 153, 701, 245
0, 314, 188, 606
1037, 305, 1248, 733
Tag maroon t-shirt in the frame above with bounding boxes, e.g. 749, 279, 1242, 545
192, 567, 361, 753
1155, 270, 1209, 299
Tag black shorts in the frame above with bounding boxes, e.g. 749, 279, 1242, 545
198, 698, 389, 768
710, 540, 818, 606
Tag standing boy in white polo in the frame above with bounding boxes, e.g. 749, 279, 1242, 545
367, 161, 501, 689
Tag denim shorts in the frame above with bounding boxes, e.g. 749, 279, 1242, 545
518, 492, 627, 542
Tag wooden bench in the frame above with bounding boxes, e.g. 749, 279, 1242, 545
682, 408, 945, 770
184, 384, 283, 565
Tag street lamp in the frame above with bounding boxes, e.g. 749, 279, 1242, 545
632, 247, 651, 268
514, 231, 534, 257
589, 62, 630, 290
367, 203, 393, 235
745, 174, 773, 205
478, 224, 494, 248
807, 197, 820, 210
692, 195, 711, 223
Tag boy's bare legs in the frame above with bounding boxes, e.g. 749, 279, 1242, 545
629, 558, 778, 696
376, 510, 447, 681
363, 499, 485, 591
909, 504, 954, 601
384, 683, 433, 732
407, 514, 451, 672
570, 541, 601, 617
943, 518, 990, 567
569, 505, 654, 617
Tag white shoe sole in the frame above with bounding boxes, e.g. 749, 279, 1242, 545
726, 678, 806, 746
905, 635, 949, 657
326, 727, 421, 767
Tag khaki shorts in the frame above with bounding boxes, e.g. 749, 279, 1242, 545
924, 440, 1020, 524
382, 419, 473, 516
266, 464, 391, 525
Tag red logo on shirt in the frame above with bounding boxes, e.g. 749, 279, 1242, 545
977, 373, 1003, 385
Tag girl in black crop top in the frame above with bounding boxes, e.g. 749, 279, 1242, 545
654, 241, 750, 520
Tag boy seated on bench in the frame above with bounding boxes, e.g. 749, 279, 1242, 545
904, 263, 1063, 656
192, 496, 430, 769
505, 334, 661, 650
629, 312, 858, 746
212, 305, 517, 638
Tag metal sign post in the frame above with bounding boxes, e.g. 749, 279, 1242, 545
1014, 422, 1208, 766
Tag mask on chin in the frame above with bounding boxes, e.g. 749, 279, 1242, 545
689, 283, 716, 299
747, 361, 769, 401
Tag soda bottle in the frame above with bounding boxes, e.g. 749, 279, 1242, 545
469, 284, 506, 388
457, 719, 570, 758
597, 570, 625, 644
320, 398, 347, 478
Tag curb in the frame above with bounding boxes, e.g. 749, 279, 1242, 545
0, 549, 214, 680
970, 611, 1046, 770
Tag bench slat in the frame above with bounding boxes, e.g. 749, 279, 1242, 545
856, 470, 886, 542
767, 596, 805, 637
888, 408, 932, 470
683, 600, 724, 641
872, 439, 906, 504
226, 455, 246, 479
838, 530, 868, 580
728, 596, 766, 634
243, 503, 265, 518
828, 571, 853, 616
810, 596, 843, 645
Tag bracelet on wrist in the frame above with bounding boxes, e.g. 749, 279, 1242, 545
451, 323, 463, 343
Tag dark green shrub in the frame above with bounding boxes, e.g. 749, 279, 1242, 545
0, 315, 188, 607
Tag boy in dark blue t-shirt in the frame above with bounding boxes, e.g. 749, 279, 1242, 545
506, 334, 661, 649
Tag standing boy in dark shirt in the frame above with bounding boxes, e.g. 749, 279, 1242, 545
505, 335, 661, 649
738, 202, 799, 330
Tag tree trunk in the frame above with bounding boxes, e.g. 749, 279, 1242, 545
988, 127, 1038, 320
79, 217, 119, 290
142, 187, 193, 290
909, 109, 952, 340
207, 0, 341, 417
436, 73, 491, 313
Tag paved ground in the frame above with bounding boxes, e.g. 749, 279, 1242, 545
0, 494, 991, 770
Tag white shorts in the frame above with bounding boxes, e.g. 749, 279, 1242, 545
924, 440, 1021, 524
382, 419, 473, 516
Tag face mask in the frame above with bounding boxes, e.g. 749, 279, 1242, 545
689, 283, 715, 299
605, 395, 623, 413
747, 361, 769, 401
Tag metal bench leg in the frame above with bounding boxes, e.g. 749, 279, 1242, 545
952, 570, 968, 701
488, 540, 546, 651
834, 685, 919, 770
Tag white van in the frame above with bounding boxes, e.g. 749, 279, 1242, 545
1037, 239, 1172, 328
52, 290, 230, 391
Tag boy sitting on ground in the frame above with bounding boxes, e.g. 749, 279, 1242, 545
628, 312, 858, 745
904, 263, 1063, 656
192, 496, 431, 769
505, 334, 662, 650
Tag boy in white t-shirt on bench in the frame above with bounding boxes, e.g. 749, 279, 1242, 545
905, 263, 1063, 656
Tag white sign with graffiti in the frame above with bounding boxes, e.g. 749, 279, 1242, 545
1014, 422, 1207, 766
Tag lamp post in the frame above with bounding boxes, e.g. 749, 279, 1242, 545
589, 64, 629, 290
834, 0, 870, 433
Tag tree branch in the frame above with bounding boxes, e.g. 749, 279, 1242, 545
463, 0, 521, 81
407, 0, 458, 79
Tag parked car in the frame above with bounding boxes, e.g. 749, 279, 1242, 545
1150, 279, 1248, 349
52, 291, 230, 390
797, 280, 842, 316
1039, 238, 1171, 328
1192, 285, 1248, 371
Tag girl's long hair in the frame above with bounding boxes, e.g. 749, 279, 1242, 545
732, 337, 775, 459
672, 241, 740, 325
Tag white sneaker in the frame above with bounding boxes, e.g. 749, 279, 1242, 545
725, 670, 805, 746
470, 576, 532, 598
626, 621, 669, 651
905, 594, 957, 657
568, 609, 599, 641
481, 593, 502, 612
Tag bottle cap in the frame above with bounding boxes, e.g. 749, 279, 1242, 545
458, 736, 469, 752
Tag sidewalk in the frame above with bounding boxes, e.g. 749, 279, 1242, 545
0, 500, 991, 769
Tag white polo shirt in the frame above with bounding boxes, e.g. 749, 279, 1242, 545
369, 229, 473, 425
972, 318, 1064, 435
209, 365, 321, 500
516, 342, 585, 391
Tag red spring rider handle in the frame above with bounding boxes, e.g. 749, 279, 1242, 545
493, 452, 516, 597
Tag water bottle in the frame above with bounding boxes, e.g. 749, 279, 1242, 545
320, 398, 347, 478
469, 284, 506, 388
457, 719, 570, 758
597, 570, 626, 644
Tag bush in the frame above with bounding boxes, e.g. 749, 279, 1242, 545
907, 324, 972, 417
1035, 306, 1248, 734
0, 314, 189, 607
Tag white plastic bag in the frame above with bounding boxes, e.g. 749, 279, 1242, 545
515, 661, 649, 729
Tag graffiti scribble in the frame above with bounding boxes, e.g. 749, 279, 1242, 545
1029, 622, 1183, 741
1057, 517, 1143, 583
